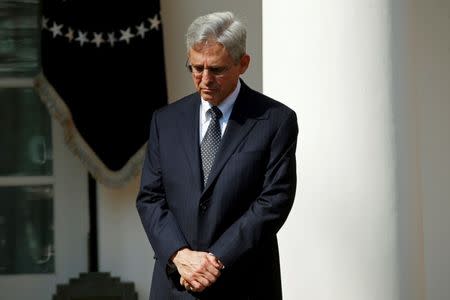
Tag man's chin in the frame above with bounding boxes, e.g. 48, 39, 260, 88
201, 93, 217, 102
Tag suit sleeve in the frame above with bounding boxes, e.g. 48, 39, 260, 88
136, 111, 188, 268
208, 109, 298, 267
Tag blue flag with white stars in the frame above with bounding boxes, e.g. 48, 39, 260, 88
36, 0, 167, 186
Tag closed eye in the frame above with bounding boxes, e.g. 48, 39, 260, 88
209, 67, 227, 75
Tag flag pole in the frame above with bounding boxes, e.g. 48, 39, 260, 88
88, 173, 98, 272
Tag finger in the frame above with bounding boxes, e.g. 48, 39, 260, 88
212, 256, 225, 270
182, 280, 191, 290
199, 270, 218, 285
194, 274, 212, 288
217, 259, 225, 270
189, 279, 205, 291
195, 261, 219, 284
189, 282, 206, 293
195, 285, 206, 292
206, 253, 221, 269
207, 253, 225, 270
194, 256, 218, 278
180, 277, 187, 286
205, 263, 221, 278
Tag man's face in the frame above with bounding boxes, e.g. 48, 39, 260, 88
188, 41, 250, 106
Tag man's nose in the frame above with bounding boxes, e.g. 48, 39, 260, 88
201, 69, 215, 82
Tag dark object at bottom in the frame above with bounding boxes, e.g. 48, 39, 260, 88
52, 272, 138, 300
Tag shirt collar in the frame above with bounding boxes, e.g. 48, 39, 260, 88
200, 80, 241, 121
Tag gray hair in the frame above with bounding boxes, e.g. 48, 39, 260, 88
186, 11, 247, 63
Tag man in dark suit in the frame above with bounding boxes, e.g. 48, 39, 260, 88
137, 11, 298, 300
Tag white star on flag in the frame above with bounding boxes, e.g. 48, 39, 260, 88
91, 32, 104, 48
148, 14, 161, 30
107, 32, 116, 47
65, 27, 74, 42
136, 22, 149, 39
119, 27, 135, 44
41, 16, 49, 30
75, 30, 89, 47
49, 22, 63, 38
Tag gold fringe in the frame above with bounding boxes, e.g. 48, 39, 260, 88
34, 72, 146, 188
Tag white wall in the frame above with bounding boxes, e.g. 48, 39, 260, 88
263, 0, 426, 299
97, 2, 262, 300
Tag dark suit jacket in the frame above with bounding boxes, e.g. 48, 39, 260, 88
137, 80, 298, 300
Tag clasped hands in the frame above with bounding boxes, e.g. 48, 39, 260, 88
172, 248, 224, 293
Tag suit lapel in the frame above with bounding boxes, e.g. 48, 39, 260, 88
176, 94, 203, 192
201, 82, 265, 196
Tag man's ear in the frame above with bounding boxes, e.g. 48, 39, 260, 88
239, 54, 251, 74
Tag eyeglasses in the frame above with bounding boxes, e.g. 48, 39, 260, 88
185, 59, 230, 77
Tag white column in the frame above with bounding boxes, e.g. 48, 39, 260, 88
413, 1, 450, 299
263, 1, 425, 299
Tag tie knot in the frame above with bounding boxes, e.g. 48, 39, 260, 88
208, 106, 222, 120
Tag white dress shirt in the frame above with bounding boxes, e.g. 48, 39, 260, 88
199, 80, 241, 143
